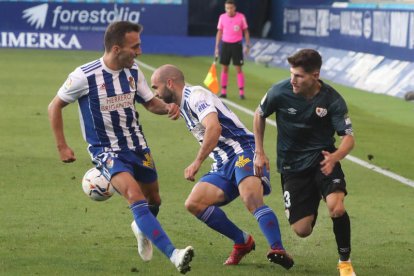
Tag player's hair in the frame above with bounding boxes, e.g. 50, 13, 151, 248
225, 0, 236, 6
287, 49, 322, 73
104, 21, 142, 52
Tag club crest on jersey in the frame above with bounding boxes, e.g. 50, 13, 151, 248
128, 76, 136, 91
315, 107, 328, 117
235, 155, 251, 168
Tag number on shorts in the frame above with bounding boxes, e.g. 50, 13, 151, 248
283, 191, 291, 208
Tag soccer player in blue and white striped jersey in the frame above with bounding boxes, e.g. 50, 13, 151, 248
48, 21, 194, 274
151, 64, 293, 269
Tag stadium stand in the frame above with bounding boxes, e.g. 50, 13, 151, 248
1, 0, 413, 98
2, 0, 182, 3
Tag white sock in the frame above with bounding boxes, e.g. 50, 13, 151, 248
339, 258, 351, 263
170, 249, 178, 262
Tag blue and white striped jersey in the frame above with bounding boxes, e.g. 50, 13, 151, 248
57, 58, 154, 156
180, 85, 255, 170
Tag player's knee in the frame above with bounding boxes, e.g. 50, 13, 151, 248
240, 191, 262, 213
239, 179, 264, 212
329, 207, 345, 218
292, 225, 313, 238
184, 197, 201, 216
124, 188, 146, 203
329, 206, 345, 218
327, 192, 346, 217
291, 218, 314, 238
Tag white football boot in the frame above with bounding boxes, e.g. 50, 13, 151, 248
131, 220, 153, 262
170, 246, 194, 274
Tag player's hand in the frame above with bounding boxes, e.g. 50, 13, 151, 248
166, 103, 180, 120
58, 145, 76, 163
184, 160, 201, 182
254, 151, 270, 177
214, 49, 219, 58
244, 46, 250, 55
320, 150, 337, 176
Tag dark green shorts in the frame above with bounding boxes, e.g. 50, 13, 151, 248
280, 162, 347, 224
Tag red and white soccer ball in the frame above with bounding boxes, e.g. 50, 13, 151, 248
81, 167, 115, 201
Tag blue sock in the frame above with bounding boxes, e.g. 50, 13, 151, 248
197, 206, 245, 244
254, 205, 284, 250
130, 200, 175, 258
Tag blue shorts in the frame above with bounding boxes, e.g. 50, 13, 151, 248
200, 151, 271, 205
92, 149, 158, 184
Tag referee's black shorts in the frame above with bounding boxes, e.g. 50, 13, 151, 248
220, 41, 244, 66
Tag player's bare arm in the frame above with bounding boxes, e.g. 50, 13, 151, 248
243, 29, 251, 55
184, 112, 222, 181
47, 96, 76, 163
253, 108, 270, 176
320, 134, 355, 175
215, 29, 223, 57
142, 97, 180, 119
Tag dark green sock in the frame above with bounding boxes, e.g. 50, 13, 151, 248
148, 204, 160, 217
332, 211, 351, 261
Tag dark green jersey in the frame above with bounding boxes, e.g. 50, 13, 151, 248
259, 79, 353, 173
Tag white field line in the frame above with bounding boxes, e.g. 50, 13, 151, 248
137, 60, 414, 188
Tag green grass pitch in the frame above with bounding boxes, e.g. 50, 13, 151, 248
0, 49, 413, 275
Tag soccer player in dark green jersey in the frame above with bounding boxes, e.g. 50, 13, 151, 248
253, 49, 356, 276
